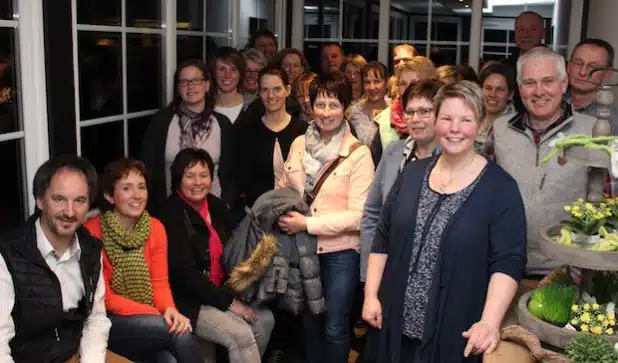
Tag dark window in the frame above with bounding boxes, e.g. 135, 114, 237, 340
178, 35, 204, 64
0, 0, 13, 20
128, 116, 152, 158
0, 139, 25, 231
126, 0, 161, 28
81, 121, 124, 174
77, 0, 121, 26
206, 0, 230, 33
127, 34, 162, 113
177, 0, 204, 31
78, 31, 123, 120
0, 27, 18, 134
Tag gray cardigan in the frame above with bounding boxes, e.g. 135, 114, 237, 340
493, 108, 595, 275
359, 140, 442, 281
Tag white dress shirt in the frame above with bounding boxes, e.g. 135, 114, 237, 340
0, 219, 110, 363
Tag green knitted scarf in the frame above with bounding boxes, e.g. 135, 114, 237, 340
100, 210, 153, 306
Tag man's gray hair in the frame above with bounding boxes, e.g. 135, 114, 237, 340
516, 46, 567, 84
243, 48, 268, 68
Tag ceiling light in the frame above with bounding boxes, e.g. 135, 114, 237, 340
465, 4, 470, 7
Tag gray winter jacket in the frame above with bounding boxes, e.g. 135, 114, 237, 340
223, 188, 326, 315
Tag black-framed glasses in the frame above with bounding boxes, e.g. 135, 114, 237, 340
404, 107, 434, 119
178, 78, 205, 87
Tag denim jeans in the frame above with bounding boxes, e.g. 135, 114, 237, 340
107, 314, 202, 363
303, 249, 360, 363
195, 304, 275, 363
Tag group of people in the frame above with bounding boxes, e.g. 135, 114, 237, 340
1, 10, 618, 363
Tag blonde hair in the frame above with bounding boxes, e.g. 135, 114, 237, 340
387, 75, 399, 100
395, 56, 437, 80
292, 71, 317, 98
436, 65, 459, 82
393, 44, 417, 57
343, 54, 367, 71
434, 80, 485, 122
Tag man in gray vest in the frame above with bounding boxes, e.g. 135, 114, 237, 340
493, 47, 596, 277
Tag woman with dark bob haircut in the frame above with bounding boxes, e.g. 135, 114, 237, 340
83, 158, 202, 363
158, 148, 275, 363
275, 71, 375, 363
141, 59, 238, 218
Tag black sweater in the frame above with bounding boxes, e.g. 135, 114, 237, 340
140, 106, 239, 218
158, 193, 236, 327
236, 116, 307, 207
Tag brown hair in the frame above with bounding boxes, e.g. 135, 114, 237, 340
276, 48, 309, 72
436, 65, 458, 82
309, 71, 353, 109
259, 64, 290, 87
361, 61, 389, 85
401, 79, 444, 107
99, 158, 149, 211
343, 54, 367, 72
396, 56, 437, 80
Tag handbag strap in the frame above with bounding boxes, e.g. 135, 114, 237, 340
305, 142, 363, 205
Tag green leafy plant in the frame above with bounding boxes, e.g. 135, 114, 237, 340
566, 333, 618, 363
604, 196, 618, 230
528, 284, 578, 326
541, 134, 617, 166
562, 198, 611, 236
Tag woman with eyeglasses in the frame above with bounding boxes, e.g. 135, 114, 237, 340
141, 59, 238, 218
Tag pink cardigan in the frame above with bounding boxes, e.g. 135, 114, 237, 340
276, 126, 375, 254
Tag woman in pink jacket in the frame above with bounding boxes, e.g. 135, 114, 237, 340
276, 71, 375, 363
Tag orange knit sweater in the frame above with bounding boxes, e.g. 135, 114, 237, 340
84, 215, 176, 316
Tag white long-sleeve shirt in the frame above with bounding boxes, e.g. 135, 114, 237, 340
0, 220, 110, 362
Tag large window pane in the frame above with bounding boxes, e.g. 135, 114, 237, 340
77, 0, 121, 26
178, 0, 204, 31
0, 0, 14, 20
0, 139, 25, 232
304, 0, 339, 39
303, 41, 325, 74
78, 32, 123, 120
127, 34, 162, 113
81, 121, 124, 174
343, 2, 379, 39
126, 0, 161, 28
206, 0, 230, 33
239, 0, 275, 49
0, 27, 19, 134
178, 35, 204, 64
128, 116, 152, 158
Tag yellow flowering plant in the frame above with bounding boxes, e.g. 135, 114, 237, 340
570, 303, 617, 335
563, 198, 612, 235
603, 196, 618, 230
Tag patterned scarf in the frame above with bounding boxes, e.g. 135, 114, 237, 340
178, 103, 213, 149
100, 211, 154, 306
390, 98, 408, 135
302, 121, 347, 194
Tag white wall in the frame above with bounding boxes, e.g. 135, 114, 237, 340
586, 0, 618, 108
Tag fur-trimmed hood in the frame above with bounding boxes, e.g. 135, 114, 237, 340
223, 188, 325, 314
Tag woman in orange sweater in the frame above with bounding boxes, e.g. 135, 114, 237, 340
84, 158, 202, 363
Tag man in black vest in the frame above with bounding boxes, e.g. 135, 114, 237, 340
0, 156, 129, 363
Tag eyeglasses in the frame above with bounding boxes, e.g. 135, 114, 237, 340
404, 107, 434, 119
178, 78, 205, 87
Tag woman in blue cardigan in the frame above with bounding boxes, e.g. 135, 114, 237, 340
362, 81, 527, 363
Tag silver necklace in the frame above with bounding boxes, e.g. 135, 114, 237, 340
437, 156, 476, 193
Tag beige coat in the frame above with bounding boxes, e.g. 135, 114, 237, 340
276, 126, 375, 254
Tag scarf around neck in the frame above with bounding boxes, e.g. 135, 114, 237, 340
100, 210, 154, 306
178, 102, 213, 149
302, 121, 347, 194
390, 98, 408, 135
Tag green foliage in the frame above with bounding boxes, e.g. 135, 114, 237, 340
528, 284, 578, 326
566, 334, 618, 363
583, 271, 618, 305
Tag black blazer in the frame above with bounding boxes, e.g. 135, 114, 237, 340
373, 158, 526, 363
140, 106, 239, 218
158, 192, 236, 327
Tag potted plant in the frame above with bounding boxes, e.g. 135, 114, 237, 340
562, 199, 611, 246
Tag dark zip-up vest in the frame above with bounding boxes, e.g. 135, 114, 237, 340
0, 213, 102, 363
